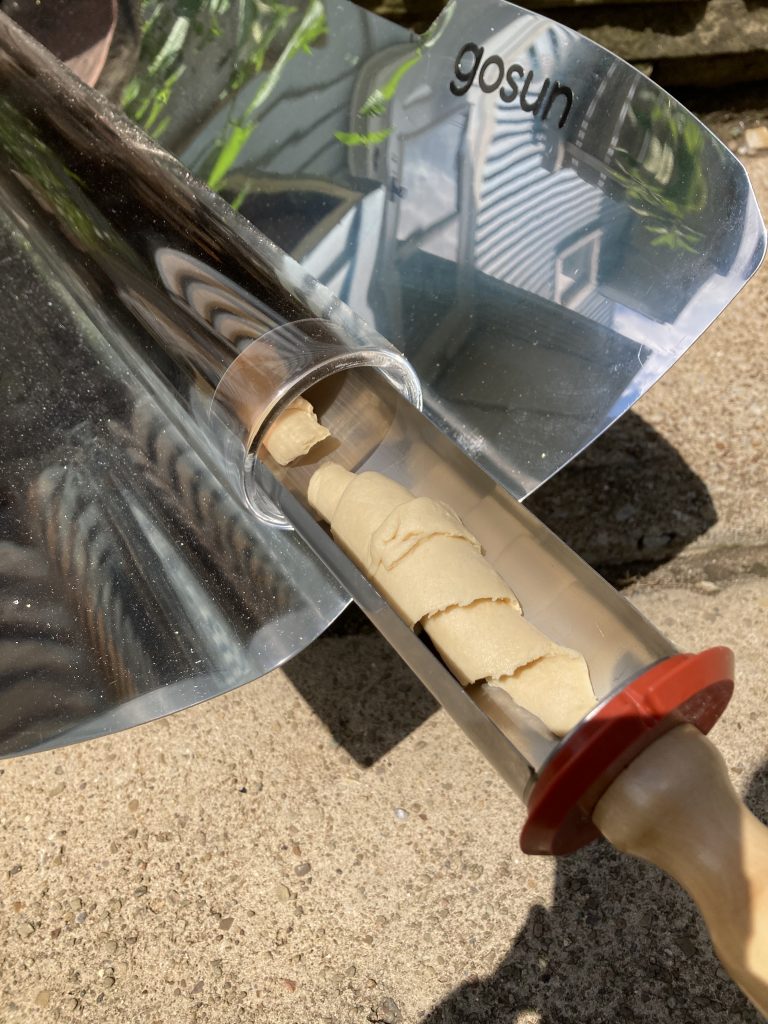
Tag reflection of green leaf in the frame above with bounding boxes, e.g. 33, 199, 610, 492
287, 7, 325, 56
148, 15, 190, 76
334, 128, 393, 147
154, 115, 172, 140
649, 230, 697, 253
358, 49, 422, 117
143, 64, 186, 132
121, 78, 141, 108
206, 0, 326, 190
207, 121, 256, 189
610, 95, 708, 255
227, 1, 297, 92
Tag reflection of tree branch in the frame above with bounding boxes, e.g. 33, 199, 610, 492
609, 98, 708, 254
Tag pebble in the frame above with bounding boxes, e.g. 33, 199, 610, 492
62, 997, 78, 1011
48, 782, 66, 797
34, 990, 51, 1008
128, 799, 139, 813
104, 939, 118, 954
696, 580, 720, 594
17, 922, 34, 939
640, 532, 670, 553
275, 884, 291, 903
393, 808, 409, 822
281, 978, 297, 993
674, 934, 697, 957
294, 862, 311, 877
614, 503, 637, 523
372, 996, 401, 1023
219, 917, 234, 931
745, 126, 768, 152
103, 976, 116, 989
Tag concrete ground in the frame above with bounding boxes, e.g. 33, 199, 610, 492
1, 156, 767, 1023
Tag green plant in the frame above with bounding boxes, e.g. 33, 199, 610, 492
121, 0, 326, 190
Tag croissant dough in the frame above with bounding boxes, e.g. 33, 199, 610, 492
308, 463, 595, 736
262, 396, 330, 466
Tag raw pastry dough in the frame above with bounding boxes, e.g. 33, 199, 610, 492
262, 396, 330, 466
308, 463, 595, 736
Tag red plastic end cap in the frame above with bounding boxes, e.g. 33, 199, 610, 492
520, 647, 734, 857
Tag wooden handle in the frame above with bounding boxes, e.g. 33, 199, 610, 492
593, 724, 768, 1016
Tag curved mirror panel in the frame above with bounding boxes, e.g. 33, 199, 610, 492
111, 0, 765, 497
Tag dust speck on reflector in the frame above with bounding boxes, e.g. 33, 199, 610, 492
394, 807, 409, 823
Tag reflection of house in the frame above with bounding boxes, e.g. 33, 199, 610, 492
166, 0, 758, 497
472, 93, 609, 324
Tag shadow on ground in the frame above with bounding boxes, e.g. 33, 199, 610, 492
419, 764, 768, 1024
283, 408, 717, 763
284, 628, 439, 766
525, 410, 717, 588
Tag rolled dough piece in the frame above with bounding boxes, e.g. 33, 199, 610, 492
372, 537, 520, 627
369, 497, 480, 570
424, 599, 564, 683
310, 467, 520, 624
316, 468, 413, 566
262, 396, 330, 466
308, 463, 596, 735
490, 655, 595, 738
307, 462, 354, 523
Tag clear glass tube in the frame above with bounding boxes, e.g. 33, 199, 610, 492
259, 369, 678, 801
